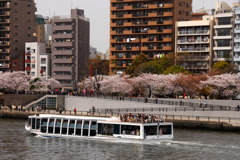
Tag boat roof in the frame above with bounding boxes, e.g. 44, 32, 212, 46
29, 114, 112, 121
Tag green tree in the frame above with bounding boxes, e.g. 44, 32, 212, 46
163, 65, 187, 75
212, 61, 233, 74
126, 53, 148, 75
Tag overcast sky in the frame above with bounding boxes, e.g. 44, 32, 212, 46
35, 0, 238, 53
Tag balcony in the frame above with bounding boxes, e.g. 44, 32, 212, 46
53, 50, 73, 55
213, 46, 232, 50
163, 21, 173, 25
163, 37, 172, 42
53, 59, 73, 64
0, 41, 10, 46
123, 14, 132, 18
0, 11, 10, 16
53, 42, 73, 47
148, 21, 157, 25
54, 75, 72, 80
163, 12, 173, 16
53, 67, 73, 72
163, 29, 173, 33
0, 19, 10, 24
111, 14, 117, 19
124, 5, 132, 10
178, 39, 210, 44
142, 38, 156, 42
148, 29, 157, 34
123, 22, 132, 26
52, 25, 74, 31
0, 49, 10, 53
234, 47, 240, 52
235, 37, 240, 43
110, 6, 117, 10
148, 13, 158, 17
25, 59, 31, 63
235, 29, 240, 33
0, 4, 10, 9
177, 56, 209, 61
111, 31, 117, 35
109, 55, 116, 59
178, 47, 209, 52
52, 33, 73, 39
123, 30, 132, 34
235, 19, 240, 24
0, 26, 10, 31
234, 56, 240, 61
162, 46, 172, 50
25, 67, 31, 71
178, 30, 209, 35
0, 34, 10, 38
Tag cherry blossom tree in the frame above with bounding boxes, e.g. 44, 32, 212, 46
29, 77, 61, 92
201, 73, 237, 99
0, 71, 29, 93
100, 75, 132, 96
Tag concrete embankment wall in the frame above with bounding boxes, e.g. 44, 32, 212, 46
0, 95, 42, 106
0, 112, 34, 119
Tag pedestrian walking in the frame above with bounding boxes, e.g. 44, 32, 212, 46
74, 108, 76, 115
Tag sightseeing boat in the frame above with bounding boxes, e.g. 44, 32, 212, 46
25, 114, 173, 142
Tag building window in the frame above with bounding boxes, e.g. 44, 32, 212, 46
28, 34, 31, 37
14, 32, 18, 36
27, 4, 31, 7
14, 3, 17, 5
179, 2, 183, 6
179, 11, 182, 15
14, 25, 18, 28
28, 26, 31, 30
27, 12, 31, 15
32, 64, 35, 69
27, 19, 31, 23
186, 12, 189, 16
186, 3, 190, 7
41, 58, 46, 64
14, 10, 18, 13
14, 47, 18, 51
31, 49, 35, 53
13, 62, 17, 67
31, 72, 35, 76
15, 39, 18, 43
14, 17, 18, 21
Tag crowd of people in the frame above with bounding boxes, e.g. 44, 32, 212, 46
0, 105, 47, 112
120, 113, 164, 123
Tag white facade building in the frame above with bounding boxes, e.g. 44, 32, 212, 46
234, 8, 240, 71
25, 42, 51, 79
213, 2, 234, 62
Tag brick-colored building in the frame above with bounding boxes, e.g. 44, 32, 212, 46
51, 9, 90, 90
0, 0, 36, 72
109, 0, 192, 75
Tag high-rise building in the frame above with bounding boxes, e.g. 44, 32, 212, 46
234, 7, 240, 71
0, 0, 36, 72
175, 15, 214, 73
213, 2, 234, 63
51, 9, 90, 90
109, 0, 192, 75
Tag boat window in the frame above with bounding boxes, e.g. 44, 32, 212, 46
36, 119, 40, 129
61, 120, 68, 135
40, 119, 48, 133
91, 121, 97, 130
83, 121, 89, 129
101, 124, 114, 136
48, 119, 55, 134
159, 125, 172, 135
97, 123, 102, 134
121, 125, 140, 135
32, 118, 36, 129
55, 119, 61, 134
114, 124, 120, 134
68, 120, 75, 135
144, 126, 157, 136
83, 121, 89, 136
49, 119, 55, 127
76, 121, 82, 136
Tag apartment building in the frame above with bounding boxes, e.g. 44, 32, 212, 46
51, 9, 90, 90
234, 8, 240, 71
25, 42, 51, 80
110, 0, 192, 75
175, 16, 214, 73
0, 0, 36, 72
213, 2, 234, 63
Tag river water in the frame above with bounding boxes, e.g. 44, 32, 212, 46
1, 119, 240, 160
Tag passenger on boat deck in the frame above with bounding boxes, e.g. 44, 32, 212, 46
120, 114, 161, 123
